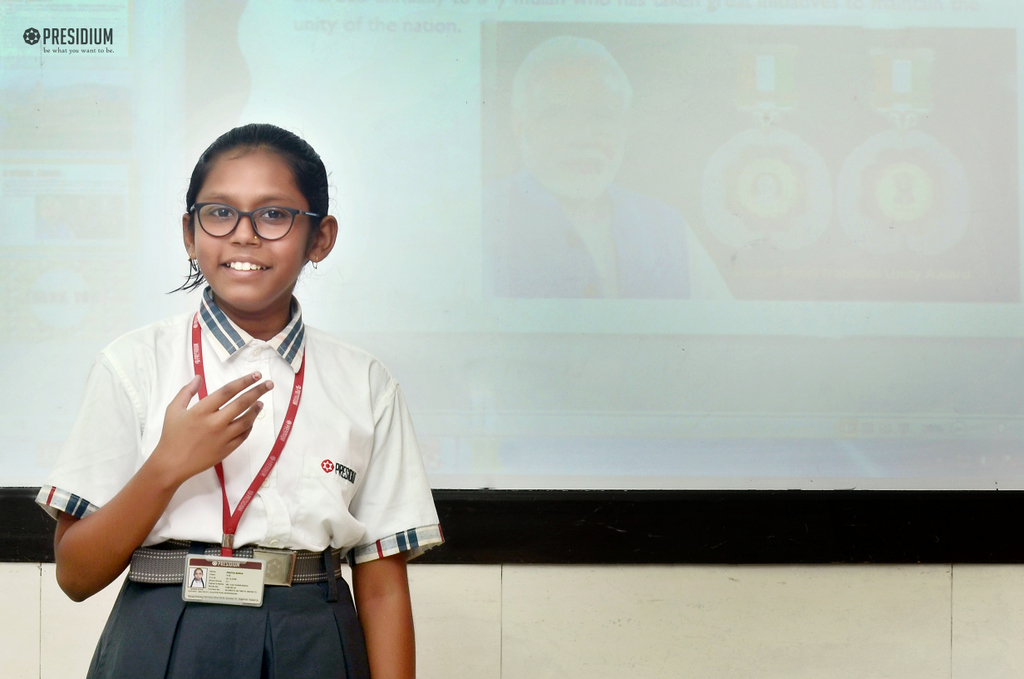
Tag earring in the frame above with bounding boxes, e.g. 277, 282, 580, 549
311, 258, 319, 270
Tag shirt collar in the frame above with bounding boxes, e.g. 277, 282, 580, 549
197, 287, 305, 373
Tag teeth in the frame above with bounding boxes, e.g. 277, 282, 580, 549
227, 262, 266, 271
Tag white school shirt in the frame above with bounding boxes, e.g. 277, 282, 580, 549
37, 289, 443, 563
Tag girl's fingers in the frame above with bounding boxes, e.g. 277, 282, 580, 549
226, 424, 256, 451
188, 404, 260, 468
201, 372, 265, 409
219, 381, 274, 421
226, 401, 263, 434
170, 375, 203, 410
224, 407, 261, 445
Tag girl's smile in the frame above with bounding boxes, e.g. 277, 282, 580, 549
225, 260, 269, 271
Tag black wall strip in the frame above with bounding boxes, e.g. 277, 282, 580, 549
3, 487, 1022, 564
1, 488, 55, 562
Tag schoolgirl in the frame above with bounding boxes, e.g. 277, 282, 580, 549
36, 123, 442, 679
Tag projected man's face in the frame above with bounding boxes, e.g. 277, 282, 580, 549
516, 59, 630, 203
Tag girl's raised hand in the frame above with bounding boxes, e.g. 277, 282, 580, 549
152, 372, 274, 487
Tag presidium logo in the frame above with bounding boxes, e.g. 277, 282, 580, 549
22, 26, 115, 54
321, 459, 357, 483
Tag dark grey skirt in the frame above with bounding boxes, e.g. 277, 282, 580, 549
87, 575, 369, 679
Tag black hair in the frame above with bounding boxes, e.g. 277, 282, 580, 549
175, 123, 329, 293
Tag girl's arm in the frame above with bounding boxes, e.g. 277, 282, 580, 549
53, 372, 272, 602
353, 553, 416, 679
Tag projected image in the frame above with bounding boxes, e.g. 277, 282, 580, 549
483, 24, 1017, 303
34, 194, 127, 241
0, 164, 130, 245
836, 50, 970, 258
703, 45, 834, 254
0, 256, 134, 343
0, 162, 134, 340
0, 71, 131, 152
483, 35, 724, 299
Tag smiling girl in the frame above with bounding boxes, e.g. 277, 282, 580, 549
37, 124, 442, 679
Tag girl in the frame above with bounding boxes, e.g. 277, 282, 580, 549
37, 124, 442, 679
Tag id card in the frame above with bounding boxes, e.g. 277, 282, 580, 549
182, 556, 265, 607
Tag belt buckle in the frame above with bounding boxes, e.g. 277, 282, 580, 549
253, 547, 297, 586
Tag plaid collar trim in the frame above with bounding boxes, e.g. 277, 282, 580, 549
198, 287, 305, 373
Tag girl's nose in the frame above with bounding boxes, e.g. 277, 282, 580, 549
231, 214, 260, 244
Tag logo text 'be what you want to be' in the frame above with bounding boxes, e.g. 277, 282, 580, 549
23, 26, 115, 54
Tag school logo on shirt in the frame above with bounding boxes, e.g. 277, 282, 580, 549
321, 459, 356, 483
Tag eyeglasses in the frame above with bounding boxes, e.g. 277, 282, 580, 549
190, 203, 321, 241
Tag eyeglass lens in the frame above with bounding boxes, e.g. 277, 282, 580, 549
197, 204, 296, 240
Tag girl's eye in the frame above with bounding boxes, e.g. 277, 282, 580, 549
259, 208, 290, 223
205, 206, 236, 220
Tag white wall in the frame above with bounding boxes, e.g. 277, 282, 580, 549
2, 563, 1021, 678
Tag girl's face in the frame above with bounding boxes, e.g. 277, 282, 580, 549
183, 149, 336, 337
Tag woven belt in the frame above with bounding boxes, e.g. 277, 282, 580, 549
129, 540, 344, 585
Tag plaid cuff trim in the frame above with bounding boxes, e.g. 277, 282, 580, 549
36, 485, 98, 520
351, 524, 444, 564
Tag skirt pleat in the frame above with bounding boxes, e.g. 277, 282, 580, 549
87, 576, 368, 679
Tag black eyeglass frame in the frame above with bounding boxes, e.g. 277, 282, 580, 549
189, 202, 322, 241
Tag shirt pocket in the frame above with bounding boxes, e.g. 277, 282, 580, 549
292, 420, 374, 547
300, 421, 372, 499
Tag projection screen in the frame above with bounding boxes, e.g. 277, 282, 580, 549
1, 0, 1021, 490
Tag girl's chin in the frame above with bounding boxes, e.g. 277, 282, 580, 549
209, 289, 268, 311
209, 285, 292, 316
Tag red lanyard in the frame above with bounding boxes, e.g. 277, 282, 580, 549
191, 314, 305, 556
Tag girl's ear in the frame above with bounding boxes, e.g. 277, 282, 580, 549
307, 215, 339, 266
182, 212, 196, 257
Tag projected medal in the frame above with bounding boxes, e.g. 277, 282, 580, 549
703, 44, 830, 250
838, 47, 970, 256
837, 129, 969, 256
702, 127, 832, 250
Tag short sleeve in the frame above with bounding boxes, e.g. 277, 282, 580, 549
347, 378, 443, 564
37, 354, 144, 520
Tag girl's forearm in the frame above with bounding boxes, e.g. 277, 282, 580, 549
353, 554, 416, 679
54, 449, 183, 601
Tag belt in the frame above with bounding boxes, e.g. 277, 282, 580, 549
128, 540, 344, 586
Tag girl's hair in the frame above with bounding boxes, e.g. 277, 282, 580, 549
176, 123, 329, 292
